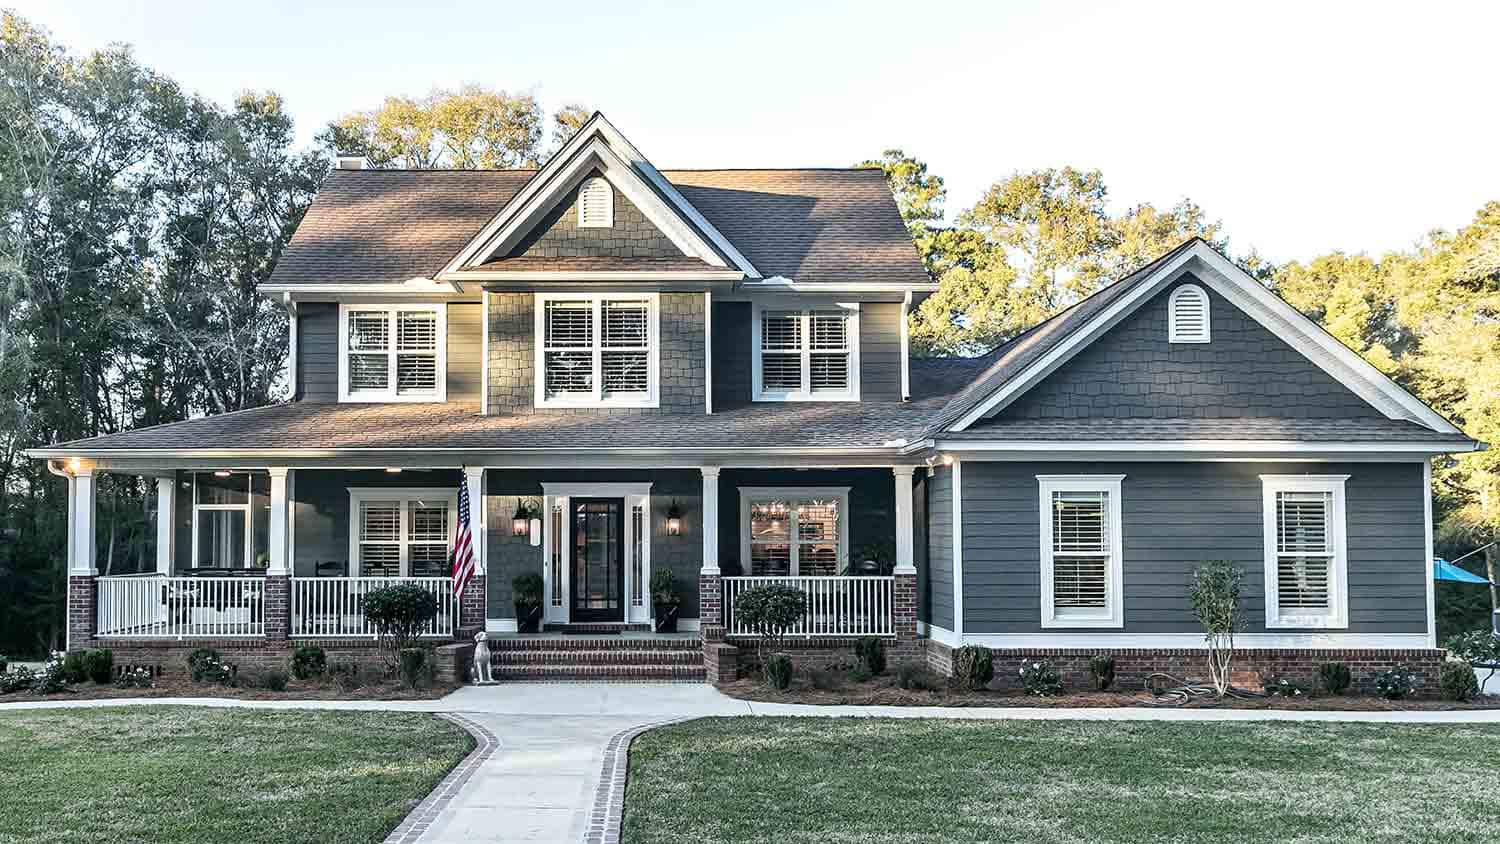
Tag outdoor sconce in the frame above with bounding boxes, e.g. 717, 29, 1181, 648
512, 499, 534, 536
666, 500, 685, 536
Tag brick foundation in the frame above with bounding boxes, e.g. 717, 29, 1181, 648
78, 636, 473, 684
67, 575, 96, 649
704, 642, 739, 686
922, 641, 1447, 698
698, 573, 722, 628
460, 574, 486, 638
263, 576, 289, 642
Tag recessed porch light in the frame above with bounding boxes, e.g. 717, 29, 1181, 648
385, 467, 403, 474
213, 470, 232, 477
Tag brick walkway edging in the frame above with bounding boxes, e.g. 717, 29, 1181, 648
583, 717, 690, 844
384, 713, 500, 844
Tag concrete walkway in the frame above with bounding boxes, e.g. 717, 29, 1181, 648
5, 685, 1500, 844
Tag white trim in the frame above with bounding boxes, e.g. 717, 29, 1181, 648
1424, 459, 1436, 647
950, 459, 964, 638
892, 466, 916, 574
1037, 474, 1125, 629
533, 292, 660, 409
930, 439, 1476, 456
538, 481, 653, 624
287, 310, 298, 399
70, 469, 97, 576
267, 467, 290, 576
190, 471, 256, 570
576, 176, 614, 228
704, 291, 713, 415
948, 241, 1461, 434
260, 281, 465, 296
446, 270, 745, 283
940, 632, 1434, 650
1167, 283, 1211, 343
738, 277, 938, 294
480, 291, 490, 416
337, 303, 448, 403
750, 302, 861, 402
487, 618, 519, 634
737, 486, 851, 576
540, 482, 654, 498
155, 477, 175, 576
346, 486, 459, 577
464, 467, 486, 576
900, 290, 912, 401
287, 469, 297, 576
1260, 474, 1350, 630
701, 467, 720, 575
928, 621, 960, 648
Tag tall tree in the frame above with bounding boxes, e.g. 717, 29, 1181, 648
549, 103, 592, 155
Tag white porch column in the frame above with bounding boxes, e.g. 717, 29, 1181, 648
892, 465, 916, 574
700, 466, 720, 574
464, 467, 486, 574
267, 468, 290, 576
155, 477, 175, 576
71, 467, 97, 576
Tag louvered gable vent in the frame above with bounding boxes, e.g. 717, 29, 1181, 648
577, 176, 613, 228
1168, 283, 1210, 343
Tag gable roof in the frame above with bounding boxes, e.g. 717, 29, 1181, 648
930, 238, 1464, 436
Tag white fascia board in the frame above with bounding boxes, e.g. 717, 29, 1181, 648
738, 276, 939, 295
948, 241, 1463, 435
930, 439, 1482, 456
260, 282, 466, 297
445, 270, 744, 282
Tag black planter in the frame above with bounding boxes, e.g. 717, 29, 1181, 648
515, 603, 542, 634
653, 603, 679, 633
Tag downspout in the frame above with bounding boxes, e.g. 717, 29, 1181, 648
46, 459, 77, 653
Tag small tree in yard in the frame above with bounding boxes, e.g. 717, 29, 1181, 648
734, 584, 808, 670
364, 584, 440, 668
1189, 561, 1243, 697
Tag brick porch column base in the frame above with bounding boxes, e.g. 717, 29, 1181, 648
891, 571, 919, 663
698, 573, 722, 628
67, 575, 97, 651
263, 575, 290, 642
459, 574, 486, 639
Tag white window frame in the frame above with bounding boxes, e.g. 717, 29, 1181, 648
533, 292, 660, 408
337, 303, 448, 403
190, 472, 258, 569
751, 302, 861, 402
738, 487, 851, 576
1261, 474, 1349, 629
347, 487, 458, 578
576, 176, 614, 228
1037, 474, 1125, 629
1168, 283, 1211, 343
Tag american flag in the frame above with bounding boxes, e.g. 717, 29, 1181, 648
451, 478, 477, 597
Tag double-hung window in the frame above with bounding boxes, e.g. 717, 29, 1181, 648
1038, 475, 1124, 628
752, 304, 859, 401
535, 293, 658, 407
339, 304, 446, 402
349, 489, 456, 578
739, 487, 850, 576
1261, 475, 1348, 628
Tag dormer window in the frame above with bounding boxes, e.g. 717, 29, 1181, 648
1168, 284, 1210, 343
577, 177, 613, 228
338, 304, 446, 402
752, 303, 860, 401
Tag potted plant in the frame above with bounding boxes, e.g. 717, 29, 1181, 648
513, 573, 544, 634
651, 569, 680, 633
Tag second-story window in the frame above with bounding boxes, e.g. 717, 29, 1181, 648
752, 304, 860, 401
339, 304, 446, 402
534, 293, 659, 407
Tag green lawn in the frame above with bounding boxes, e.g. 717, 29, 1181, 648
623, 717, 1500, 844
0, 707, 472, 844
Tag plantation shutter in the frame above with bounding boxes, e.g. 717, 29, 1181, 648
808, 312, 850, 393
761, 312, 803, 392
1051, 491, 1109, 610
601, 299, 650, 397
395, 310, 438, 395
358, 501, 401, 577
544, 300, 594, 396
347, 310, 391, 392
1275, 491, 1333, 609
407, 501, 450, 577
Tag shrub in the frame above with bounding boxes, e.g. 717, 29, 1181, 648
187, 649, 235, 685
291, 646, 327, 680
1445, 630, 1500, 689
1440, 661, 1480, 702
114, 667, 154, 689
364, 584, 440, 662
513, 573, 544, 632
1189, 561, 1243, 697
33, 652, 71, 695
329, 660, 366, 692
60, 651, 88, 684
398, 648, 429, 689
83, 649, 114, 685
809, 667, 845, 689
1019, 659, 1063, 697
254, 669, 290, 692
1374, 664, 1415, 700
847, 664, 872, 684
1, 667, 37, 694
895, 662, 937, 691
953, 645, 994, 690
1317, 661, 1352, 695
0, 653, 8, 673
764, 654, 793, 690
852, 637, 886, 676
1088, 655, 1116, 691
735, 584, 808, 665
1262, 676, 1309, 697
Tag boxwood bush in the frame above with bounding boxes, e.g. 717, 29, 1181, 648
1440, 661, 1479, 702
953, 645, 994, 690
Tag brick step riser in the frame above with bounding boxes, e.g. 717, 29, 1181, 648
542, 623, 654, 634
492, 651, 703, 667
489, 638, 702, 652
493, 665, 706, 682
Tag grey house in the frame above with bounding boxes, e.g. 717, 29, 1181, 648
34, 114, 1481, 685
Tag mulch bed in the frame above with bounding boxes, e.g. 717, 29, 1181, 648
2, 676, 460, 702
718, 676, 1500, 710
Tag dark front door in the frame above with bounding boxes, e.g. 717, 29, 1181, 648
571, 498, 624, 622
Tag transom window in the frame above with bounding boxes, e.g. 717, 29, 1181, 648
1261, 475, 1348, 628
752, 304, 859, 401
739, 487, 850, 576
349, 489, 456, 578
534, 293, 658, 407
339, 304, 446, 402
1037, 475, 1124, 628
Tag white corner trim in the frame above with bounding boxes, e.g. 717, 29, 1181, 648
532, 292, 660, 409
287, 310, 298, 400
943, 633, 1434, 650
1037, 474, 1125, 629
737, 487, 852, 575
947, 241, 1461, 434
750, 302, 861, 402
1424, 458, 1436, 647
1167, 283, 1211, 343
951, 459, 964, 638
337, 303, 448, 404
1260, 474, 1350, 630
480, 291, 490, 416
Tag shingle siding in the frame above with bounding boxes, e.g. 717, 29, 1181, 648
506, 169, 683, 260
990, 276, 1383, 421
486, 292, 705, 415
957, 461, 1427, 634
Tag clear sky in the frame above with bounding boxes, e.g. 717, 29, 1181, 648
12, 0, 1498, 264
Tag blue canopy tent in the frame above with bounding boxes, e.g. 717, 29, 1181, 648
1434, 557, 1493, 584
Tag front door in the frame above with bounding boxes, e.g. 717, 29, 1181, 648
571, 498, 624, 622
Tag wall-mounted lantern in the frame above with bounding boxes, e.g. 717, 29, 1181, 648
512, 499, 534, 536
666, 499, 685, 536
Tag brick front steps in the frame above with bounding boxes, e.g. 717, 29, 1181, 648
489, 636, 705, 682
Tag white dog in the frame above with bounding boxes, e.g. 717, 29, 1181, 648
472, 631, 494, 684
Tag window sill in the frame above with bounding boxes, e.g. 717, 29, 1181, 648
752, 392, 860, 403
535, 395, 659, 410
1265, 616, 1348, 630
1041, 613, 1123, 629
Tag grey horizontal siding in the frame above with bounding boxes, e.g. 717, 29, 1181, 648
296, 303, 338, 402
712, 301, 752, 409
289, 469, 462, 578
927, 464, 954, 632
859, 302, 903, 401
959, 461, 1427, 635
446, 302, 483, 402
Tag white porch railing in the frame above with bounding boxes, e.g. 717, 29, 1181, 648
723, 576, 895, 638
96, 576, 266, 639
290, 577, 456, 639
